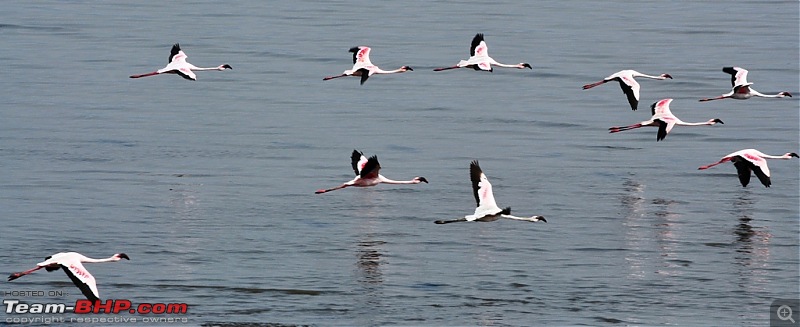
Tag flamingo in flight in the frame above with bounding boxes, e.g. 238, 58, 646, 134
698, 149, 798, 187
608, 98, 723, 141
433, 33, 532, 72
582, 70, 672, 110
323, 46, 413, 85
130, 43, 232, 81
699, 67, 792, 101
315, 150, 427, 194
435, 161, 546, 224
8, 252, 130, 301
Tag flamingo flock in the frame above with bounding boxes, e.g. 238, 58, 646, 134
8, 33, 797, 299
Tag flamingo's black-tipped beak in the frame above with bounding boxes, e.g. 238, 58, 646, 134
790, 153, 799, 158
222, 64, 233, 70
405, 66, 414, 71
783, 92, 792, 97
663, 74, 673, 79
714, 119, 724, 124
117, 253, 130, 260
535, 216, 547, 223
417, 177, 428, 184
522, 63, 532, 69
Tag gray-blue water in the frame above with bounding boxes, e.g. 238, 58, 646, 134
1, 1, 798, 326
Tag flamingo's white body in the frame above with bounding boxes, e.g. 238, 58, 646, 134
433, 34, 531, 72
323, 46, 413, 85
699, 67, 792, 101
608, 99, 723, 141
435, 161, 545, 224
130, 43, 232, 81
582, 70, 672, 110
315, 150, 427, 194
698, 149, 798, 187
8, 252, 130, 301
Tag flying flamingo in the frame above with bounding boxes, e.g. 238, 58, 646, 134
608, 99, 723, 141
433, 33, 532, 72
315, 150, 427, 194
323, 46, 413, 85
8, 252, 130, 301
435, 160, 546, 224
699, 67, 792, 101
130, 43, 232, 81
698, 149, 798, 187
582, 70, 673, 110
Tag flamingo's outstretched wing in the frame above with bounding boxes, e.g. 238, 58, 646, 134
470, 33, 486, 57
723, 67, 748, 87
733, 155, 771, 187
470, 160, 498, 211
361, 156, 381, 180
616, 76, 640, 110
351, 150, 367, 175
61, 262, 100, 301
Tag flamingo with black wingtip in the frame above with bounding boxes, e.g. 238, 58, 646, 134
582, 70, 672, 110
323, 46, 413, 85
8, 252, 130, 301
698, 149, 798, 187
130, 43, 232, 81
608, 99, 723, 141
315, 150, 427, 194
699, 67, 792, 101
435, 160, 546, 224
433, 33, 532, 72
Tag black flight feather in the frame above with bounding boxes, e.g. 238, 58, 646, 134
470, 33, 484, 56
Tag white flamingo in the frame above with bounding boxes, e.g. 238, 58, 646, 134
435, 160, 546, 224
323, 46, 413, 85
698, 149, 798, 187
130, 43, 232, 81
433, 33, 532, 72
608, 98, 723, 141
315, 150, 427, 194
699, 67, 792, 101
8, 252, 130, 301
582, 70, 672, 110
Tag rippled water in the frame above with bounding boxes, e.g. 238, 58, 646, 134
1, 1, 798, 326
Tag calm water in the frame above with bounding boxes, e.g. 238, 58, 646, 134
1, 1, 798, 326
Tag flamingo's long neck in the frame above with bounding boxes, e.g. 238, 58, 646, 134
191, 65, 224, 71
760, 153, 795, 160
501, 214, 544, 222
378, 175, 416, 184
491, 61, 520, 68
675, 119, 717, 126
372, 67, 407, 74
749, 89, 788, 98
634, 73, 667, 80
81, 256, 120, 264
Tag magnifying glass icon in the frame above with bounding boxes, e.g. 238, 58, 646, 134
778, 304, 795, 323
